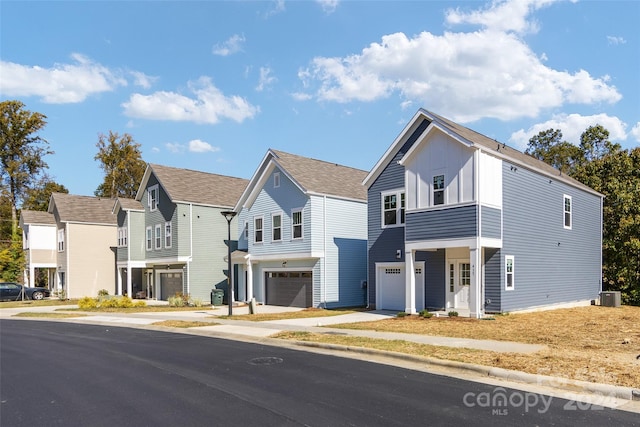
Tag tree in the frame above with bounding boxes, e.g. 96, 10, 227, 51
94, 131, 146, 199
21, 175, 68, 211
0, 100, 52, 234
525, 129, 582, 174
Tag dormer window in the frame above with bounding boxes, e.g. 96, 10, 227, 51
148, 185, 159, 211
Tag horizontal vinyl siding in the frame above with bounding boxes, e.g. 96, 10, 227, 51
129, 211, 146, 261
367, 118, 430, 306
484, 248, 501, 312
501, 162, 602, 312
419, 249, 446, 309
481, 206, 501, 240
405, 205, 477, 241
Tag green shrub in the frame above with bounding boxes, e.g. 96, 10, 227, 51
419, 309, 433, 318
78, 296, 98, 309
133, 300, 147, 307
97, 289, 110, 296
168, 296, 185, 307
448, 311, 459, 317
396, 311, 407, 317
189, 297, 204, 307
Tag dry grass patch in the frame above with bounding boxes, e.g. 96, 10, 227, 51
60, 306, 213, 313
279, 306, 640, 388
223, 307, 359, 322
12, 312, 87, 319
152, 320, 217, 328
0, 299, 80, 308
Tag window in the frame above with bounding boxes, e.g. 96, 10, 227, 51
274, 172, 280, 188
433, 175, 445, 205
155, 224, 162, 249
563, 195, 572, 229
118, 227, 128, 247
148, 185, 159, 211
165, 222, 172, 248
254, 217, 263, 243
382, 191, 405, 227
244, 221, 249, 240
449, 264, 454, 292
292, 209, 303, 239
272, 213, 282, 242
57, 229, 65, 252
146, 226, 152, 251
505, 256, 515, 290
460, 263, 471, 286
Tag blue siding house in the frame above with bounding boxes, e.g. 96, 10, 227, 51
364, 109, 603, 318
233, 149, 368, 308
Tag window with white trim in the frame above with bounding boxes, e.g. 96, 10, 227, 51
272, 213, 282, 242
254, 216, 263, 243
165, 221, 172, 248
57, 229, 65, 252
292, 209, 303, 239
563, 195, 572, 229
118, 227, 128, 247
148, 185, 159, 211
155, 224, 162, 249
433, 174, 445, 205
274, 172, 280, 188
460, 263, 471, 286
146, 226, 152, 251
505, 255, 515, 290
382, 191, 405, 227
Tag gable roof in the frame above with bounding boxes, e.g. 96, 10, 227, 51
112, 197, 144, 214
19, 210, 56, 226
48, 193, 117, 225
235, 149, 368, 210
364, 108, 601, 197
136, 164, 249, 208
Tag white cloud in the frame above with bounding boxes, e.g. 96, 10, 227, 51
509, 113, 629, 151
212, 34, 246, 56
0, 53, 127, 103
291, 92, 312, 101
631, 122, 640, 142
317, 0, 339, 14
299, 0, 621, 123
122, 76, 259, 124
129, 70, 156, 89
256, 66, 277, 91
263, 0, 285, 18
607, 36, 626, 45
189, 139, 220, 153
165, 143, 185, 153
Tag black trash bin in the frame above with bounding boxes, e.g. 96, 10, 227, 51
211, 289, 224, 306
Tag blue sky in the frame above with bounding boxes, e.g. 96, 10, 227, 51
1, 0, 638, 198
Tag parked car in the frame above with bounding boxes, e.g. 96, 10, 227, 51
0, 282, 50, 301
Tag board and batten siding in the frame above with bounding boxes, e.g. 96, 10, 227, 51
501, 162, 602, 312
367, 118, 430, 307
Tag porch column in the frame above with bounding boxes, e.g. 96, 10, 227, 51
126, 266, 133, 297
469, 247, 482, 318
405, 250, 417, 314
117, 268, 123, 295
245, 257, 254, 302
29, 265, 35, 286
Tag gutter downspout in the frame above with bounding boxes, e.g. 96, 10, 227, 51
323, 195, 327, 308
188, 203, 193, 296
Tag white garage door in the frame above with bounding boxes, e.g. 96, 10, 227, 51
377, 264, 424, 311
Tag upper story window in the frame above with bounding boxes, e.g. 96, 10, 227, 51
146, 226, 152, 251
148, 185, 159, 211
254, 217, 263, 243
155, 224, 162, 249
274, 172, 280, 188
165, 221, 172, 248
57, 228, 65, 252
382, 191, 405, 227
243, 221, 249, 240
433, 175, 445, 205
118, 227, 128, 247
563, 195, 572, 229
292, 209, 303, 239
272, 213, 282, 242
505, 255, 515, 290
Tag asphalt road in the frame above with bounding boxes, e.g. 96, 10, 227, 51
1, 320, 636, 426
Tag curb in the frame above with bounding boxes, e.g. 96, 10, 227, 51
292, 340, 640, 402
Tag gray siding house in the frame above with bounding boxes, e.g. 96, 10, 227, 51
121, 164, 248, 302
364, 109, 603, 318
233, 149, 368, 308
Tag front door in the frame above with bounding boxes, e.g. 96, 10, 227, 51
447, 260, 470, 310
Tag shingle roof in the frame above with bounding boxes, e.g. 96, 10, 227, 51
49, 193, 117, 225
149, 164, 249, 207
270, 149, 368, 201
116, 197, 144, 211
19, 210, 56, 225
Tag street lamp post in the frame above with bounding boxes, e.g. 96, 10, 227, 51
221, 211, 237, 316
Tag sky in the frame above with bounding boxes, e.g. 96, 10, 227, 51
1, 0, 639, 199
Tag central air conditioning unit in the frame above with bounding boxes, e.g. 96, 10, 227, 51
600, 291, 621, 307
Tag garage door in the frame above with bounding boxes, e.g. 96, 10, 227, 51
160, 272, 183, 300
265, 271, 312, 308
377, 264, 424, 311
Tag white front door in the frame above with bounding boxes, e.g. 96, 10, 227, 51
447, 260, 470, 310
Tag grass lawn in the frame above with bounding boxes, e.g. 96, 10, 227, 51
59, 306, 218, 313
0, 299, 80, 308
223, 307, 361, 321
152, 320, 218, 328
274, 305, 640, 388
12, 312, 88, 318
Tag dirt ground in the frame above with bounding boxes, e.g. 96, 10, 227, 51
281, 305, 640, 388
